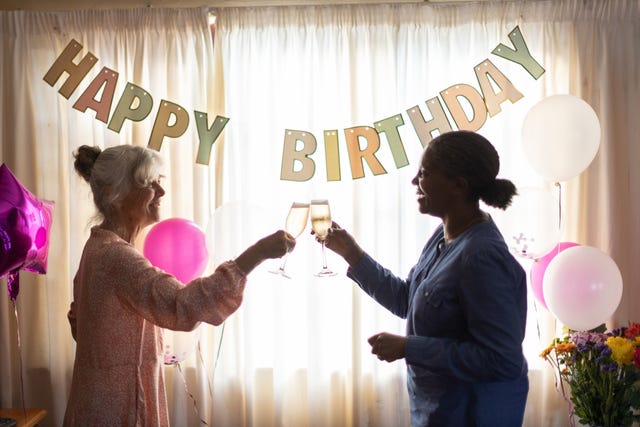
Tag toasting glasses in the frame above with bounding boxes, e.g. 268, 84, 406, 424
269, 202, 310, 278
310, 199, 337, 277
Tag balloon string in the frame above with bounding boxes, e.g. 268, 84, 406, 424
530, 267, 543, 344
555, 182, 562, 234
213, 321, 225, 375
12, 300, 27, 420
195, 322, 225, 423
197, 341, 214, 400
176, 362, 208, 426
551, 183, 575, 426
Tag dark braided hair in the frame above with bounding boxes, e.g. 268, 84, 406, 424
427, 130, 517, 210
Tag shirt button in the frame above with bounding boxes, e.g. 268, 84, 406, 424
424, 291, 429, 296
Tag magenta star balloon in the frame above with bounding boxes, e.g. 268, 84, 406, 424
1, 164, 54, 300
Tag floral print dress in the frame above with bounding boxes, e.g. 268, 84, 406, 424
64, 227, 246, 426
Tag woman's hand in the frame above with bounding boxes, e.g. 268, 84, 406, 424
259, 229, 296, 259
235, 230, 296, 274
317, 221, 364, 266
368, 332, 407, 363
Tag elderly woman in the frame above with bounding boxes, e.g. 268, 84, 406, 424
64, 144, 294, 426
322, 131, 528, 426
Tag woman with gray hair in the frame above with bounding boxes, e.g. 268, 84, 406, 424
64, 144, 295, 426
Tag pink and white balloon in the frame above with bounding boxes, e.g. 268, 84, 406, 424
543, 245, 622, 331
522, 95, 601, 182
529, 242, 580, 309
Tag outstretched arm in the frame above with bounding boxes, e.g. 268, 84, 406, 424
235, 230, 296, 274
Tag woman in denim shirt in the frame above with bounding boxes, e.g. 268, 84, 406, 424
323, 130, 528, 426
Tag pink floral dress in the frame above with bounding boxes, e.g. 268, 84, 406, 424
64, 227, 246, 426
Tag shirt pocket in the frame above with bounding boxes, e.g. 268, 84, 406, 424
422, 286, 444, 308
415, 284, 464, 335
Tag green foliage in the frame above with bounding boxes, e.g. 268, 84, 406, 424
540, 324, 640, 427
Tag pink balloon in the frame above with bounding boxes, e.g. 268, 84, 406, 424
543, 246, 623, 331
529, 242, 580, 309
1, 164, 55, 301
143, 218, 208, 283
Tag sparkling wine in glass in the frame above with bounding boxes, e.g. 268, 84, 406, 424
310, 199, 337, 277
269, 202, 309, 278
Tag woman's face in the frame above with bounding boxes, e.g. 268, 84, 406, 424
120, 177, 165, 229
411, 148, 456, 217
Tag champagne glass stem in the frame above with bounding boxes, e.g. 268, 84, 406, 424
321, 241, 329, 270
279, 253, 289, 271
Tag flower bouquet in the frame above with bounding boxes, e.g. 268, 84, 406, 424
541, 323, 640, 427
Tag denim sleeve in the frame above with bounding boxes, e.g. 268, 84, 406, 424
347, 252, 412, 319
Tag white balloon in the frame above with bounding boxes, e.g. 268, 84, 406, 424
543, 246, 623, 331
522, 95, 601, 182
206, 201, 278, 267
498, 187, 562, 260
163, 325, 202, 365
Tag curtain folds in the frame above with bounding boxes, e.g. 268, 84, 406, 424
1, 1, 638, 426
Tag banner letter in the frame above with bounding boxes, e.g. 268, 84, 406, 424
374, 114, 409, 169
491, 26, 545, 79
440, 84, 487, 131
107, 83, 153, 133
407, 97, 453, 147
43, 39, 98, 99
344, 126, 387, 180
280, 130, 317, 181
148, 100, 190, 151
72, 67, 119, 123
474, 59, 524, 117
324, 130, 341, 181
195, 113, 229, 165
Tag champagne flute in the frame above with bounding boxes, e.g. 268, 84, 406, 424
310, 199, 337, 277
269, 202, 310, 278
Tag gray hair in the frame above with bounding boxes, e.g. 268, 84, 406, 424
74, 144, 164, 220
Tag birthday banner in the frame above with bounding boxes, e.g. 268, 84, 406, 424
43, 26, 544, 182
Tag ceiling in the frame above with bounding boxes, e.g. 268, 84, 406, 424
1, 0, 498, 11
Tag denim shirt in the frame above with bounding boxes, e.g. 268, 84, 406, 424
347, 218, 528, 427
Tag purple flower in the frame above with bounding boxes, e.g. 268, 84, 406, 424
609, 327, 626, 337
570, 332, 607, 351
600, 363, 618, 372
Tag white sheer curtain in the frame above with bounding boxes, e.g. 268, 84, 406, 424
0, 8, 220, 426
1, 1, 638, 426
207, 1, 639, 426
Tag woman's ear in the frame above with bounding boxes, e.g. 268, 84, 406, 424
453, 176, 470, 195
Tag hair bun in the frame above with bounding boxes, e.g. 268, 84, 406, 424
74, 145, 102, 182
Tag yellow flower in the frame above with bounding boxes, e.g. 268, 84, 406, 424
555, 342, 576, 354
539, 345, 554, 358
539, 341, 575, 359
606, 336, 635, 366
